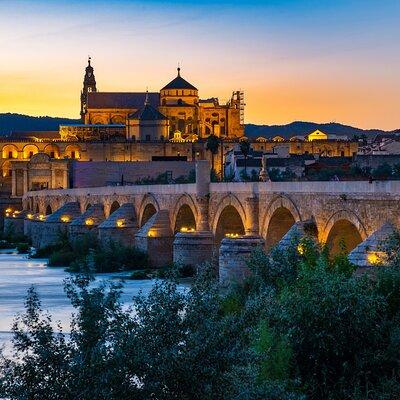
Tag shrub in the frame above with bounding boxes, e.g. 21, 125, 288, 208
16, 243, 30, 254
48, 251, 76, 267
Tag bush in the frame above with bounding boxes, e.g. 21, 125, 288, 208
48, 251, 76, 267
129, 270, 150, 280
4, 235, 400, 399
16, 243, 30, 254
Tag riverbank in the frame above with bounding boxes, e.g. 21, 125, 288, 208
0, 251, 187, 349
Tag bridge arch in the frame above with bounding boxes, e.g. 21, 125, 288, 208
171, 194, 199, 233
2, 144, 19, 159
109, 200, 120, 215
45, 205, 52, 215
322, 210, 367, 256
261, 195, 301, 248
212, 194, 246, 244
138, 194, 160, 227
44, 144, 60, 159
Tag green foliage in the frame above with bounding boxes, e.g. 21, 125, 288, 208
253, 319, 292, 382
2, 235, 400, 399
32, 231, 148, 272
16, 242, 30, 254
372, 163, 393, 179
268, 168, 297, 182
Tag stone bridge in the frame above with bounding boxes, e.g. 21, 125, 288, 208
8, 161, 400, 282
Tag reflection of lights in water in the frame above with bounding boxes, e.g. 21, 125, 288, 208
180, 227, 195, 233
5, 208, 12, 214
297, 243, 305, 255
60, 215, 70, 223
225, 233, 240, 238
367, 251, 386, 266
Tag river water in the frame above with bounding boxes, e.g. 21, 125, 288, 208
0, 250, 170, 350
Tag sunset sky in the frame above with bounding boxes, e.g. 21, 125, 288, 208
0, 0, 399, 130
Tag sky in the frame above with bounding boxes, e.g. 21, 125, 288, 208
0, 0, 399, 130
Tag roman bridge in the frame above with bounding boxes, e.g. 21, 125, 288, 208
8, 161, 400, 281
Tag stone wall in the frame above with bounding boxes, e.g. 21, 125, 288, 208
71, 161, 195, 188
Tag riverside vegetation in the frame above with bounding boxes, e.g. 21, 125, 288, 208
0, 235, 400, 399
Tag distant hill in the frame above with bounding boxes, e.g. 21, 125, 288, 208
0, 113, 80, 135
0, 113, 397, 139
244, 121, 397, 140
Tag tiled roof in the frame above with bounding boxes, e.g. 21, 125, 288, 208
161, 69, 197, 91
128, 104, 168, 121
87, 92, 159, 109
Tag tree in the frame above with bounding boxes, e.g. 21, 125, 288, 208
239, 139, 251, 176
206, 134, 220, 174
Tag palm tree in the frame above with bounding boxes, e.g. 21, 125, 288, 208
206, 134, 220, 174
239, 138, 251, 177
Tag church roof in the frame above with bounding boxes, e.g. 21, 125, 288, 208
87, 92, 159, 109
161, 68, 197, 91
128, 103, 168, 121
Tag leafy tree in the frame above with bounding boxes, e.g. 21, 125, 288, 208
239, 139, 251, 176
206, 134, 220, 174
372, 163, 393, 180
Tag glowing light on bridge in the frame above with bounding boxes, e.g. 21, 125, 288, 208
116, 219, 125, 228
60, 215, 70, 223
225, 233, 240, 238
27, 213, 33, 219
85, 218, 94, 226
367, 251, 386, 266
180, 227, 195, 233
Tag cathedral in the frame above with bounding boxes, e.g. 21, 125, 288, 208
78, 58, 244, 141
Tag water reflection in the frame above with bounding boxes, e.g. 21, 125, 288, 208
0, 251, 173, 347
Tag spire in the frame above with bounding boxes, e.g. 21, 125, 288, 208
80, 56, 97, 121
177, 63, 181, 77
144, 88, 149, 105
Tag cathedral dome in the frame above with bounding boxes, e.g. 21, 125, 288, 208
161, 68, 197, 91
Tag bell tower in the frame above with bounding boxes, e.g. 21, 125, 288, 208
80, 57, 97, 122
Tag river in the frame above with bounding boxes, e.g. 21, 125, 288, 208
0, 250, 173, 350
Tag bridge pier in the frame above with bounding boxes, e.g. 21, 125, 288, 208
135, 210, 174, 268
173, 231, 214, 268
219, 235, 265, 286
3, 210, 28, 237
348, 223, 394, 269
98, 203, 138, 247
276, 219, 318, 251
26, 214, 46, 248
68, 204, 105, 244
38, 202, 82, 248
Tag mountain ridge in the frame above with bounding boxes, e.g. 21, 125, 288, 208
0, 113, 397, 139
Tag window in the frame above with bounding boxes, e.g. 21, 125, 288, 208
177, 99, 183, 105
8, 151, 13, 159
29, 151, 34, 158
71, 151, 76, 159
50, 151, 55, 158
146, 135, 151, 142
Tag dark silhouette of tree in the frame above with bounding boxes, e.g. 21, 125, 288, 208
239, 139, 251, 176
206, 134, 220, 174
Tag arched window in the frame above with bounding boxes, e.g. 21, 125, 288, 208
177, 99, 183, 105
